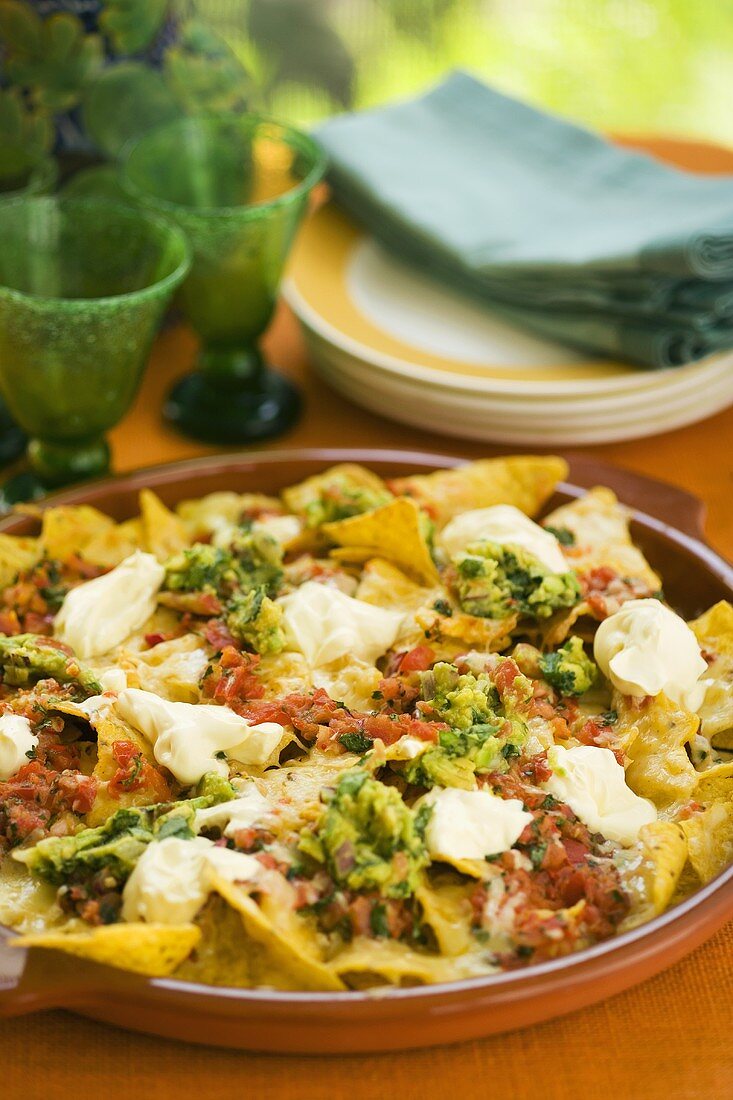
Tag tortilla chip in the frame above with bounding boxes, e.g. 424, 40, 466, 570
176, 492, 284, 539
695, 760, 733, 804
691, 601, 733, 739
12, 922, 200, 976
85, 708, 171, 826
212, 874, 345, 991
416, 607, 517, 653
681, 801, 733, 884
330, 936, 467, 987
417, 874, 475, 956
124, 633, 207, 703
139, 489, 190, 563
639, 820, 688, 913
82, 518, 143, 568
40, 505, 115, 562
324, 498, 438, 586
357, 558, 436, 612
542, 487, 660, 590
620, 692, 699, 809
388, 456, 567, 527
0, 533, 41, 588
281, 463, 389, 518
313, 656, 383, 712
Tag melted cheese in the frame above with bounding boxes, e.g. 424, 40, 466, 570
0, 714, 37, 781
419, 788, 532, 864
121, 836, 260, 923
438, 504, 568, 571
544, 744, 656, 846
278, 581, 403, 667
54, 551, 164, 658
114, 688, 285, 786
594, 598, 708, 710
194, 782, 271, 836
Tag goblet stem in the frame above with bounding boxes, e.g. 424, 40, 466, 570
163, 342, 302, 445
27, 435, 111, 487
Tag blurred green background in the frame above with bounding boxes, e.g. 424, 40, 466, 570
199, 0, 733, 144
1, 0, 731, 169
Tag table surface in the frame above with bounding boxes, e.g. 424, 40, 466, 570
5, 134, 733, 1099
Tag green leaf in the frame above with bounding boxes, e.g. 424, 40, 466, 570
0, 7, 103, 112
0, 0, 42, 54
82, 61, 182, 158
99, 0, 169, 56
0, 87, 52, 164
247, 0, 354, 108
163, 18, 252, 114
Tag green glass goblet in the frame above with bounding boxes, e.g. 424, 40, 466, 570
0, 147, 59, 467
121, 114, 327, 444
0, 197, 191, 498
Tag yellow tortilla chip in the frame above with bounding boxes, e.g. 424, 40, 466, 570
85, 708, 170, 826
417, 875, 475, 956
388, 455, 567, 527
543, 487, 660, 590
691, 601, 733, 739
139, 489, 190, 563
330, 936, 467, 988
281, 463, 389, 517
324, 497, 438, 586
695, 760, 733, 804
621, 692, 699, 809
357, 558, 437, 613
40, 505, 114, 562
176, 491, 283, 539
82, 518, 143, 568
416, 606, 516, 653
681, 801, 733, 884
0, 532, 41, 588
124, 633, 206, 703
12, 922, 200, 976
639, 820, 688, 914
212, 875, 345, 991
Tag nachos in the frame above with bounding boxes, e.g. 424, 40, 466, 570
0, 456, 730, 990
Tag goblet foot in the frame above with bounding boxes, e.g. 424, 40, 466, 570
28, 435, 111, 487
163, 367, 302, 444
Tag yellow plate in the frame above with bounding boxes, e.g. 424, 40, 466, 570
285, 202, 657, 391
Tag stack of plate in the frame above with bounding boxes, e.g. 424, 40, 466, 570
284, 205, 733, 445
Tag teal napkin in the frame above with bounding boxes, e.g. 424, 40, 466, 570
317, 72, 733, 367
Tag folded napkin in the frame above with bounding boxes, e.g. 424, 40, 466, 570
317, 72, 733, 367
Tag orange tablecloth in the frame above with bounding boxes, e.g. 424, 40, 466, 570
5, 135, 733, 1100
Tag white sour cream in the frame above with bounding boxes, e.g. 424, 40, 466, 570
593, 598, 708, 710
278, 580, 403, 667
543, 744, 656, 846
418, 787, 532, 867
0, 714, 38, 780
114, 688, 285, 786
121, 836, 261, 923
194, 782, 271, 837
54, 551, 165, 659
438, 504, 568, 572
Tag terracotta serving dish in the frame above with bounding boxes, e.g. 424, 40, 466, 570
1, 448, 732, 1053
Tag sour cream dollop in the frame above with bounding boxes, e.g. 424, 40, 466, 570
593, 598, 708, 710
121, 836, 261, 923
0, 714, 37, 780
114, 688, 285, 786
54, 550, 165, 659
278, 580, 403, 667
418, 787, 532, 868
544, 744, 656, 846
438, 505, 568, 572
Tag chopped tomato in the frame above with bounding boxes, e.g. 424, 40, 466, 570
398, 645, 435, 673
